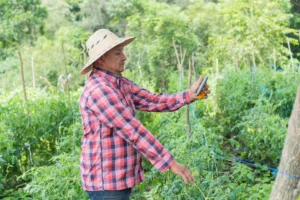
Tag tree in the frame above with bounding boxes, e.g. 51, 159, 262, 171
206, 0, 297, 70
0, 0, 47, 101
289, 0, 300, 61
270, 88, 300, 200
0, 0, 47, 58
40, 0, 72, 36
110, 0, 201, 91
80, 0, 110, 32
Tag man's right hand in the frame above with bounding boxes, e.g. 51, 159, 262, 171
170, 161, 195, 184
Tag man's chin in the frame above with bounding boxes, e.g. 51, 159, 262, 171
119, 67, 125, 73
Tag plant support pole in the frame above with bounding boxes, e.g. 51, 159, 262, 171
186, 59, 192, 138
31, 56, 36, 90
81, 43, 88, 82
18, 50, 27, 102
286, 37, 294, 72
273, 48, 276, 71
62, 43, 70, 98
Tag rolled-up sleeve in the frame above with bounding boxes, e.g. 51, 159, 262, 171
85, 85, 174, 172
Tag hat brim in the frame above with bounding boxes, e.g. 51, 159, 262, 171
80, 36, 135, 75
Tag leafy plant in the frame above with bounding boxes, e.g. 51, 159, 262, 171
23, 149, 88, 200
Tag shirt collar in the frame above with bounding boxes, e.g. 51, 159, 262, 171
92, 68, 122, 84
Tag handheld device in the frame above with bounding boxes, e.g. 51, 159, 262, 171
196, 76, 208, 96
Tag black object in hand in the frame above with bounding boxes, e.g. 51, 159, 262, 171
196, 77, 208, 96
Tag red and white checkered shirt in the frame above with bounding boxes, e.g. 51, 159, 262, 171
79, 68, 191, 191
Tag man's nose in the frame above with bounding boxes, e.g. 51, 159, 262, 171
122, 53, 127, 61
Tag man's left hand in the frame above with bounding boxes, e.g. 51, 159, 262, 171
189, 76, 211, 101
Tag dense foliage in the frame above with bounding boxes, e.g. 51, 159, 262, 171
1, 68, 299, 199
0, 0, 299, 199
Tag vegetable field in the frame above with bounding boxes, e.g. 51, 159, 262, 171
1, 0, 300, 199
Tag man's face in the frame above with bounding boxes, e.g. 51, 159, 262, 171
95, 45, 127, 75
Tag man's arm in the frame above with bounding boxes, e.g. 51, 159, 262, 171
130, 83, 191, 112
130, 76, 209, 112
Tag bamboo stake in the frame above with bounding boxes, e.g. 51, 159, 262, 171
235, 60, 239, 72
81, 43, 88, 81
172, 38, 186, 89
179, 45, 186, 78
268, 49, 272, 70
172, 38, 181, 70
137, 53, 145, 87
216, 58, 219, 77
18, 50, 27, 102
286, 37, 294, 72
273, 48, 277, 71
181, 48, 186, 81
31, 56, 36, 90
172, 39, 182, 89
186, 59, 192, 138
252, 49, 256, 68
61, 43, 70, 97
191, 52, 196, 82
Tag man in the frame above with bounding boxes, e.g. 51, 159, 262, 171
79, 29, 210, 200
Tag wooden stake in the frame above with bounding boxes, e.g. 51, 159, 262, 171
186, 59, 192, 138
61, 43, 70, 97
216, 58, 219, 77
251, 49, 256, 68
31, 56, 36, 90
81, 43, 88, 81
172, 38, 186, 89
137, 53, 144, 87
191, 52, 196, 82
18, 50, 27, 102
286, 37, 294, 72
273, 48, 277, 71
268, 49, 272, 71
235, 60, 239, 72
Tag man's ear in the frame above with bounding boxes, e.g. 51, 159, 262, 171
95, 56, 104, 65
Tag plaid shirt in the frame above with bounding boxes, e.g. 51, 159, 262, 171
79, 68, 191, 191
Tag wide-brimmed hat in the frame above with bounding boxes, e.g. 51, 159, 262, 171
80, 29, 135, 75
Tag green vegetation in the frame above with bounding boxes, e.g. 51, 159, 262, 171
0, 0, 299, 199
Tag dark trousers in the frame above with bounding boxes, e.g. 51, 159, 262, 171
86, 188, 132, 200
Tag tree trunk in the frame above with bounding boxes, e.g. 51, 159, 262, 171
269, 88, 300, 200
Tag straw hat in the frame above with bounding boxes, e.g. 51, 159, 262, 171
80, 29, 135, 75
